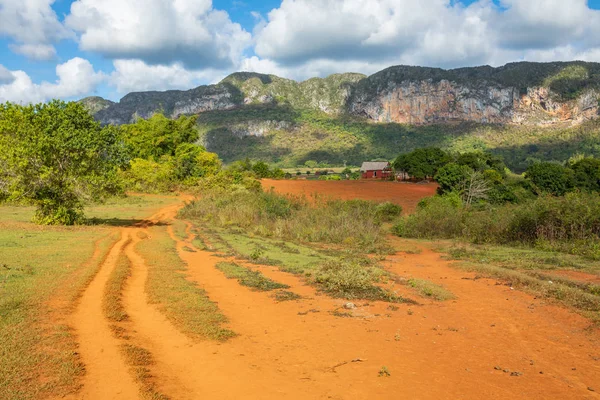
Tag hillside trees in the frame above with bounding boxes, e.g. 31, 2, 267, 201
525, 162, 574, 196
0, 101, 128, 224
119, 113, 221, 192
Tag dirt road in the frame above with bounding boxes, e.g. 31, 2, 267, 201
67, 196, 600, 399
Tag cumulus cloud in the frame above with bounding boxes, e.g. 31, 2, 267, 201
8, 44, 57, 61
249, 0, 600, 79
0, 58, 104, 104
0, 66, 15, 85
0, 0, 71, 60
66, 0, 252, 69
109, 59, 227, 93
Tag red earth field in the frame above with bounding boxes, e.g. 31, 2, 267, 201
262, 179, 439, 212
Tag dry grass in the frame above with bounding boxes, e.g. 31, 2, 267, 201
137, 225, 236, 341
215, 262, 289, 291
406, 278, 456, 301
103, 248, 132, 322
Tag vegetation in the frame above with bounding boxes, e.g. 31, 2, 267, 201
215, 262, 289, 291
0, 101, 127, 224
394, 192, 600, 259
136, 225, 235, 341
196, 104, 600, 172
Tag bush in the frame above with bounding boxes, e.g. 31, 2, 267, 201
394, 192, 600, 258
526, 162, 574, 196
375, 202, 403, 222
121, 158, 175, 193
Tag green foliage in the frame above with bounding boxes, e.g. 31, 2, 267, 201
571, 157, 600, 192
180, 190, 386, 250
120, 158, 175, 193
525, 162, 574, 196
393, 147, 451, 179
0, 100, 127, 225
434, 163, 471, 195
121, 113, 198, 160
375, 202, 403, 222
215, 262, 289, 291
394, 192, 600, 259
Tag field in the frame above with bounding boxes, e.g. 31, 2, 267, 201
1, 192, 600, 400
262, 179, 439, 212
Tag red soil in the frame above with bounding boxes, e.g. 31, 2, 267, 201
262, 179, 438, 213
66, 196, 600, 399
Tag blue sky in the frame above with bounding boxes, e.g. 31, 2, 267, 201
2, 0, 600, 103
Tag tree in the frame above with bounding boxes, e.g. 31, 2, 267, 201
393, 148, 450, 180
461, 171, 490, 205
434, 163, 472, 195
173, 143, 221, 183
525, 162, 574, 196
121, 113, 198, 160
304, 160, 318, 169
252, 161, 271, 178
571, 157, 600, 192
0, 101, 128, 224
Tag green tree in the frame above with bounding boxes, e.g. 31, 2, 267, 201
252, 161, 272, 178
571, 157, 600, 192
121, 113, 198, 160
525, 162, 574, 196
393, 148, 451, 180
434, 163, 472, 195
173, 143, 221, 183
0, 101, 127, 224
304, 160, 318, 169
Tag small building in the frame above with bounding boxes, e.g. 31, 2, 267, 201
360, 161, 392, 179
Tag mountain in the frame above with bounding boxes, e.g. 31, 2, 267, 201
78, 96, 115, 115
81, 62, 600, 170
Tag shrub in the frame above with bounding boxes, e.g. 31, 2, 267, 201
526, 162, 574, 196
375, 202, 403, 221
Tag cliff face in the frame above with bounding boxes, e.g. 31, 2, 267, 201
349, 80, 599, 125
85, 61, 600, 127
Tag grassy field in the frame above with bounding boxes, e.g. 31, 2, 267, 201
0, 195, 178, 400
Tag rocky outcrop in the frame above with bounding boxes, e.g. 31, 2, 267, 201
87, 61, 600, 127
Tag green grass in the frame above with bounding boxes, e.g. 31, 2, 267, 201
210, 228, 332, 274
406, 278, 456, 301
171, 218, 189, 241
215, 262, 289, 291
137, 225, 235, 341
121, 344, 169, 400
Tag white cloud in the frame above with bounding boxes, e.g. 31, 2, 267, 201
0, 58, 104, 104
0, 0, 71, 60
0, 65, 15, 85
252, 0, 600, 73
66, 0, 252, 69
109, 59, 227, 93
8, 44, 57, 61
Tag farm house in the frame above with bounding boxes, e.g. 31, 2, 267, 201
360, 161, 393, 179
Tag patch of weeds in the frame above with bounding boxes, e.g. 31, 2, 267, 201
394, 332, 401, 341
249, 247, 265, 261
378, 366, 391, 377
387, 305, 399, 311
182, 246, 196, 253
138, 226, 236, 341
215, 262, 289, 291
407, 278, 456, 301
121, 344, 169, 400
311, 260, 411, 303
331, 310, 354, 318
171, 219, 189, 241
272, 290, 302, 302
407, 309, 414, 315
103, 250, 131, 322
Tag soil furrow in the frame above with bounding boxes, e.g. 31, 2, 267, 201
70, 230, 140, 399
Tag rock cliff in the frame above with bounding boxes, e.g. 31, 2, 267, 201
83, 61, 600, 127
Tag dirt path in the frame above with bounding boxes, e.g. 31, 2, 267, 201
70, 232, 139, 399
68, 196, 600, 399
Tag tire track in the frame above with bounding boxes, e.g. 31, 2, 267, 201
71, 230, 140, 399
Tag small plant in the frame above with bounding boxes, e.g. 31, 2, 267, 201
378, 366, 391, 377
249, 247, 265, 261
407, 309, 414, 315
272, 290, 302, 302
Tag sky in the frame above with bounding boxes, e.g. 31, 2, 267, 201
1, 0, 600, 103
